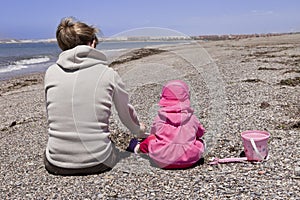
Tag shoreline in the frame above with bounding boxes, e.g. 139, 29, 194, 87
0, 40, 188, 81
0, 34, 299, 199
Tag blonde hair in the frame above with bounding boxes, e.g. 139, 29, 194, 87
56, 17, 99, 51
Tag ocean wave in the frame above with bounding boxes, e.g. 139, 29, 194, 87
0, 64, 28, 73
15, 56, 50, 65
0, 56, 51, 73
101, 48, 127, 52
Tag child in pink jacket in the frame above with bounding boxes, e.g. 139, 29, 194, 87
127, 80, 205, 169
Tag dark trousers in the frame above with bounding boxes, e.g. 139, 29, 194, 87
44, 147, 119, 176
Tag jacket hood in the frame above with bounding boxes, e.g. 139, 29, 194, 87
157, 80, 193, 126
159, 80, 190, 107
57, 45, 108, 70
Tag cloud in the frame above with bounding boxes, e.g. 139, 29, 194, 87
250, 10, 274, 16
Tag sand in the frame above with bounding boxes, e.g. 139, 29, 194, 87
0, 34, 299, 199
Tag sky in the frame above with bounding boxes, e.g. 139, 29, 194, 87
1, 0, 300, 39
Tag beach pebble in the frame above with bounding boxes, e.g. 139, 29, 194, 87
260, 101, 270, 109
9, 121, 17, 127
1, 35, 300, 199
294, 167, 300, 176
258, 170, 266, 175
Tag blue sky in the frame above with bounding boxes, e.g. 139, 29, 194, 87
1, 0, 300, 39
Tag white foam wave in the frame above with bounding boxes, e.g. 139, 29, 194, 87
15, 56, 50, 65
101, 48, 127, 52
0, 65, 28, 73
0, 56, 50, 73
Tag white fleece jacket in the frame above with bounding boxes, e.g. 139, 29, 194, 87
44, 45, 141, 169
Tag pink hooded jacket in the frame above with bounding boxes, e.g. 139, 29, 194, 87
148, 80, 205, 169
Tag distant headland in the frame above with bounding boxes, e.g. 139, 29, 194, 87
1, 32, 299, 44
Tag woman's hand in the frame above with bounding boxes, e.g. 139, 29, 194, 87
137, 122, 149, 138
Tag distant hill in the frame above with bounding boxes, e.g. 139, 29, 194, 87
1, 32, 299, 43
191, 32, 300, 41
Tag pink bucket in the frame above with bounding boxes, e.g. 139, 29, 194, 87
241, 130, 270, 161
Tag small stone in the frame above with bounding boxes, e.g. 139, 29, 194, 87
15, 181, 22, 186
207, 166, 213, 171
9, 121, 17, 127
260, 101, 270, 109
27, 162, 35, 166
294, 167, 300, 176
258, 170, 266, 175
103, 175, 114, 179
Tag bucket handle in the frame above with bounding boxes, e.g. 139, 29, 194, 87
250, 138, 265, 161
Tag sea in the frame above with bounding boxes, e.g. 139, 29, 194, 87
0, 40, 188, 81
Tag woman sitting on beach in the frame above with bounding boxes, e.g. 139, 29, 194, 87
127, 80, 205, 169
43, 17, 145, 175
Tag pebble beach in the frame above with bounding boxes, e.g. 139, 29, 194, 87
0, 34, 299, 199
